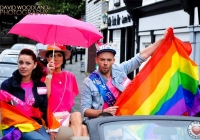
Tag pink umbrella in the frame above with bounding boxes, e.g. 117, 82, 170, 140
9, 14, 103, 48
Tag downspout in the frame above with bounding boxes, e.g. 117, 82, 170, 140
135, 18, 140, 74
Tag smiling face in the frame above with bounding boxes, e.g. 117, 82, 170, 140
18, 54, 37, 77
95, 52, 115, 76
46, 51, 64, 69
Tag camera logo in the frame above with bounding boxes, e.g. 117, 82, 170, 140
188, 121, 200, 139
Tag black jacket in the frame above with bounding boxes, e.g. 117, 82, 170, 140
1, 70, 48, 126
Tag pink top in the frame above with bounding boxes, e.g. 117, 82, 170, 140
48, 71, 79, 112
103, 77, 121, 109
21, 81, 35, 106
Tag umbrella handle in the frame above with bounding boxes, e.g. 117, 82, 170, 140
52, 42, 55, 60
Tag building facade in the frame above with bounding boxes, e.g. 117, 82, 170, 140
85, 0, 103, 73
125, 0, 200, 77
85, 0, 200, 78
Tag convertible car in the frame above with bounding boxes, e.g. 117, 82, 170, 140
58, 115, 200, 140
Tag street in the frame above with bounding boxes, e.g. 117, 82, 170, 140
65, 54, 87, 114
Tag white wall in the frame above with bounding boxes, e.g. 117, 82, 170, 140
138, 7, 200, 78
86, 0, 102, 30
138, 10, 191, 69
142, 0, 165, 6
194, 7, 199, 25
139, 10, 189, 31
85, 0, 102, 71
113, 30, 121, 64
139, 28, 191, 68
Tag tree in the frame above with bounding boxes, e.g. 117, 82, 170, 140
38, 0, 85, 18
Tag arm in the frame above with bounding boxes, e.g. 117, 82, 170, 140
140, 27, 169, 59
140, 38, 164, 59
118, 28, 169, 74
81, 78, 118, 117
81, 78, 102, 118
45, 76, 51, 97
45, 59, 55, 97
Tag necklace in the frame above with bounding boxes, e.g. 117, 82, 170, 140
57, 79, 62, 84
54, 72, 62, 84
55, 77, 62, 84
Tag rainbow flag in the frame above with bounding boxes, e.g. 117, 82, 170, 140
0, 101, 42, 132
115, 28, 200, 116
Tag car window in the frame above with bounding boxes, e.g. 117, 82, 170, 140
2, 55, 18, 63
11, 44, 38, 56
101, 120, 194, 140
0, 64, 17, 77
36, 43, 48, 50
11, 45, 20, 49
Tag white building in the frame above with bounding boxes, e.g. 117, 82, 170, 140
85, 0, 200, 79
85, 0, 103, 73
125, 0, 200, 78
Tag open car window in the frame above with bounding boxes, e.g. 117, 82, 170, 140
100, 120, 195, 140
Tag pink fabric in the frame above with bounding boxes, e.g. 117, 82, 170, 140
21, 81, 35, 106
9, 14, 103, 47
103, 77, 121, 109
0, 90, 42, 118
48, 71, 79, 112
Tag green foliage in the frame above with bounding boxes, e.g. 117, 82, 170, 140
38, 0, 85, 18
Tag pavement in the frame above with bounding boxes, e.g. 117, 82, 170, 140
64, 54, 87, 113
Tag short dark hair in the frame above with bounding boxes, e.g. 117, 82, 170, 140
18, 48, 46, 83
45, 50, 66, 69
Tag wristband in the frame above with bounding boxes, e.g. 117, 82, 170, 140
102, 109, 104, 113
46, 74, 52, 79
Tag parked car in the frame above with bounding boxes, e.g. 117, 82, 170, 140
0, 62, 18, 88
64, 115, 200, 140
36, 43, 48, 51
0, 49, 20, 63
10, 43, 39, 57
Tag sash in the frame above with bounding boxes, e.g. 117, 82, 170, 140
89, 72, 116, 106
0, 90, 43, 118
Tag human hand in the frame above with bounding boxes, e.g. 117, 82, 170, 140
50, 132, 57, 140
163, 27, 174, 39
47, 59, 55, 74
103, 106, 118, 115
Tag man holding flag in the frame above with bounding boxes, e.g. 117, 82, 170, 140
81, 28, 170, 120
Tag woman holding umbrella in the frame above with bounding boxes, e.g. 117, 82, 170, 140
39, 45, 86, 137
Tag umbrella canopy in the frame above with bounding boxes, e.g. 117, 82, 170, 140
9, 14, 103, 48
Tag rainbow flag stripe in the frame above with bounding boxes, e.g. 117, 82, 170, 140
0, 101, 41, 133
115, 28, 200, 116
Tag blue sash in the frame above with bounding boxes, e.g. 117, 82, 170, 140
89, 72, 116, 106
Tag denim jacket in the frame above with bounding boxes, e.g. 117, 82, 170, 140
81, 53, 146, 119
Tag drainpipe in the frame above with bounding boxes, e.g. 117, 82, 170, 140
150, 30, 155, 44
135, 18, 140, 74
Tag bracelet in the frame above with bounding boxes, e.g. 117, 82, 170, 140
46, 74, 52, 79
102, 109, 104, 113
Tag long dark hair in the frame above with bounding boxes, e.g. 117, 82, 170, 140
45, 50, 66, 69
18, 49, 46, 83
